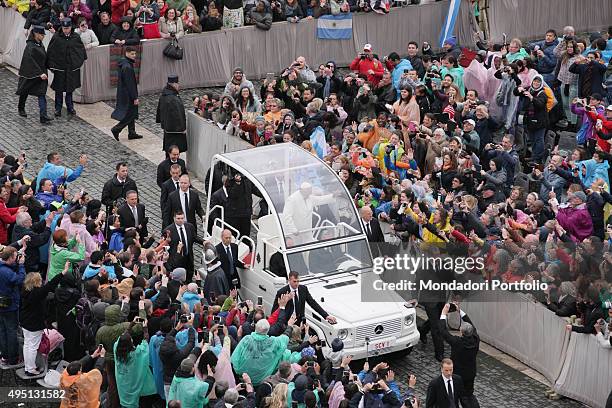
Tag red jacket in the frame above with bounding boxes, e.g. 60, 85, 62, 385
0, 201, 18, 244
586, 110, 612, 153
111, 0, 130, 25
349, 57, 384, 86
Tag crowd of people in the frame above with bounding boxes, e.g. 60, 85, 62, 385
3, 0, 612, 404
5, 0, 431, 50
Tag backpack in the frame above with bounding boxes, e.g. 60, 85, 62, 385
75, 297, 98, 348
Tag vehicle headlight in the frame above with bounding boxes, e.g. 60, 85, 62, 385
338, 329, 349, 339
404, 315, 414, 326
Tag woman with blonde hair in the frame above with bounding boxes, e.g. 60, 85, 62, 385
265, 382, 288, 408
20, 261, 71, 376
181, 2, 202, 33
301, 140, 316, 155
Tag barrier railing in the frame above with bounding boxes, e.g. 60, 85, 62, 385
185, 111, 251, 182
461, 291, 611, 408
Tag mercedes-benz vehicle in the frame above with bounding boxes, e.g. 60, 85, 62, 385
203, 143, 419, 359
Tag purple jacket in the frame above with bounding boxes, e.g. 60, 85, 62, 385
571, 104, 604, 142
556, 204, 593, 242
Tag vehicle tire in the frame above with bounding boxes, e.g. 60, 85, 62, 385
394, 346, 413, 358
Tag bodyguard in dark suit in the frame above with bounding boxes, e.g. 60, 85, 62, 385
360, 206, 384, 242
426, 359, 465, 408
440, 304, 480, 408
117, 190, 148, 241
156, 145, 187, 187
215, 229, 244, 288
162, 174, 204, 231
271, 271, 336, 324
163, 211, 196, 282
101, 162, 138, 208
207, 184, 228, 233
160, 163, 182, 223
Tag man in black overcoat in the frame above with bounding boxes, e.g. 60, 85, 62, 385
156, 74, 187, 152
16, 26, 53, 124
111, 46, 142, 140
46, 18, 86, 117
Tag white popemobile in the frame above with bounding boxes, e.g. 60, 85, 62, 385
203, 143, 419, 359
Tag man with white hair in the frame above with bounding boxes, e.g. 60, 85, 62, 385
282, 182, 335, 245
202, 242, 229, 303
230, 295, 298, 385
11, 211, 53, 272
439, 302, 480, 408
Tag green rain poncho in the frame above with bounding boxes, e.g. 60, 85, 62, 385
113, 339, 157, 408
440, 66, 466, 96
505, 48, 530, 63
167, 376, 210, 408
230, 333, 301, 385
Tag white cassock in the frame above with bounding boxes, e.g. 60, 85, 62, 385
282, 190, 335, 245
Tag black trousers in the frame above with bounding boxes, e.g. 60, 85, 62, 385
419, 302, 445, 357
112, 106, 138, 135
226, 216, 251, 242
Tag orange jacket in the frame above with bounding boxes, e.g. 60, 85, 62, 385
60, 368, 103, 408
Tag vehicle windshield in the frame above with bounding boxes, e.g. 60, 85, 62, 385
222, 144, 363, 248
287, 238, 373, 276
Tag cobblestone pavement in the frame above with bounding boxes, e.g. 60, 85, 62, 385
0, 67, 586, 407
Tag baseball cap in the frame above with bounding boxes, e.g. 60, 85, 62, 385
463, 119, 475, 126
363, 43, 372, 51
606, 105, 612, 111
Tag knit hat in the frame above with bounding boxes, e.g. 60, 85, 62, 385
233, 67, 244, 73
570, 191, 587, 202
483, 183, 497, 192
301, 347, 316, 358
171, 267, 187, 282
187, 282, 198, 293
331, 338, 344, 352
590, 93, 603, 102
292, 375, 309, 403
444, 37, 456, 47
589, 32, 602, 43
179, 354, 197, 373
255, 115, 266, 123
60, 17, 72, 27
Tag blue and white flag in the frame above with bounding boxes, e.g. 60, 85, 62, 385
310, 126, 327, 158
438, 0, 461, 48
317, 13, 352, 40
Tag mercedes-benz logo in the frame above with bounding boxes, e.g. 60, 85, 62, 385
374, 325, 384, 335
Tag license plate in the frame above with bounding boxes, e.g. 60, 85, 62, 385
368, 338, 395, 355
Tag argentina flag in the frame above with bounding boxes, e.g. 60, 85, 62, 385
438, 0, 461, 47
310, 126, 327, 158
317, 13, 353, 40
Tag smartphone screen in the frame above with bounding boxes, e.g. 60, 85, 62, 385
257, 296, 263, 306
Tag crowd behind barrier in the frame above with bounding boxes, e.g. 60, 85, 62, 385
461, 291, 612, 408
186, 111, 252, 180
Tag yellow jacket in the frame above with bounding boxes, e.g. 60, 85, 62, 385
422, 212, 451, 243
7, 0, 30, 14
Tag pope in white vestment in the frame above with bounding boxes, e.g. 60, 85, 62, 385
282, 182, 335, 245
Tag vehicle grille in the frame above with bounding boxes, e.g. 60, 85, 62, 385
355, 318, 402, 344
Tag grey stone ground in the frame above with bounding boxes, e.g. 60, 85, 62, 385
0, 67, 586, 407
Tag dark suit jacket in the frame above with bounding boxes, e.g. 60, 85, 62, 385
440, 315, 479, 382
207, 187, 228, 232
547, 294, 577, 317
163, 222, 196, 271
160, 177, 181, 223
163, 188, 204, 230
363, 218, 384, 242
426, 374, 464, 408
117, 203, 148, 239
215, 242, 244, 287
156, 158, 187, 187
271, 284, 329, 322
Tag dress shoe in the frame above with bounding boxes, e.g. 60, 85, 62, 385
40, 115, 53, 124
18, 110, 27, 117
67, 109, 76, 116
54, 111, 61, 117
435, 353, 444, 362
127, 133, 143, 140
111, 129, 120, 141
